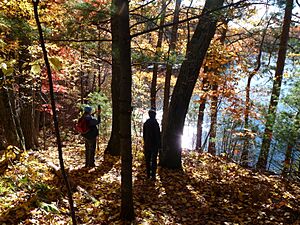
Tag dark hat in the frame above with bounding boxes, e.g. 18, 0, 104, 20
84, 105, 93, 113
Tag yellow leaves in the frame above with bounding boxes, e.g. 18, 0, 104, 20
30, 63, 41, 75
49, 57, 62, 71
0, 59, 16, 76
283, 72, 289, 78
282, 191, 296, 200
1, 143, 300, 224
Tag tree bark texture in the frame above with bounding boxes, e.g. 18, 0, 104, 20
196, 75, 208, 151
114, 0, 135, 221
256, 0, 293, 170
150, 0, 166, 109
105, 0, 122, 156
196, 98, 206, 151
0, 84, 25, 150
18, 42, 39, 150
208, 83, 218, 155
240, 73, 254, 166
161, 0, 224, 169
161, 0, 182, 133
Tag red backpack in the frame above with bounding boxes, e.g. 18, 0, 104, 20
75, 117, 89, 134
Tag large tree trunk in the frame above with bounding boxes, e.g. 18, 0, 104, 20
105, 0, 122, 156
160, 0, 224, 169
115, 0, 134, 221
256, 0, 293, 170
150, 0, 166, 109
161, 0, 181, 132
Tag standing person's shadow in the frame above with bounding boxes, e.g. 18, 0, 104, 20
133, 154, 160, 215
158, 167, 207, 225
68, 153, 119, 192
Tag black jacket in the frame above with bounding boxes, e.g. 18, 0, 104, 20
143, 118, 161, 150
82, 114, 100, 140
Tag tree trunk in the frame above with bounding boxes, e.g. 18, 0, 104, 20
196, 97, 206, 151
256, 0, 293, 170
150, 0, 166, 109
207, 83, 218, 155
241, 17, 269, 167
0, 83, 25, 150
240, 68, 260, 166
160, 0, 224, 169
196, 72, 209, 151
207, 19, 228, 155
161, 0, 181, 132
115, 0, 135, 221
282, 112, 299, 176
105, 0, 122, 156
80, 47, 84, 104
282, 143, 293, 176
18, 43, 39, 150
20, 106, 36, 149
240, 73, 254, 166
33, 2, 77, 224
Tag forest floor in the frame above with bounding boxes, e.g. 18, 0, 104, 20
0, 135, 300, 225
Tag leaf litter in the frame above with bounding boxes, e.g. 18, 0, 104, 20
0, 138, 299, 224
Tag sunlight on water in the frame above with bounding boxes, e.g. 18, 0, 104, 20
181, 125, 197, 150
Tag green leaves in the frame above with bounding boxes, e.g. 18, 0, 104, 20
38, 202, 60, 213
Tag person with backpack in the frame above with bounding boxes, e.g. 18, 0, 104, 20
76, 105, 100, 168
143, 108, 161, 180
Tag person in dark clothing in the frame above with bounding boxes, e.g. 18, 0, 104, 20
80, 105, 100, 167
143, 108, 161, 180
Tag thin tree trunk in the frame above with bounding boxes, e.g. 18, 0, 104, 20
150, 0, 166, 109
0, 81, 25, 150
196, 71, 209, 151
115, 0, 134, 220
208, 83, 218, 155
207, 20, 227, 155
80, 47, 84, 104
240, 17, 271, 167
282, 144, 293, 175
257, 0, 293, 170
282, 112, 299, 176
240, 73, 254, 166
161, 0, 224, 169
196, 101, 206, 151
33, 1, 76, 224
